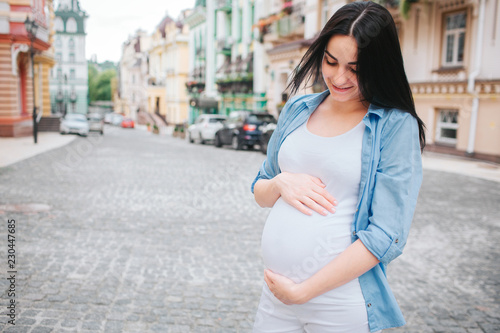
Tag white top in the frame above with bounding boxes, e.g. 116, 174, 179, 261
261, 116, 366, 303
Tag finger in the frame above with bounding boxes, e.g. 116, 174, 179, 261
320, 189, 338, 206
290, 200, 313, 216
264, 271, 273, 288
310, 176, 326, 188
301, 196, 331, 216
308, 191, 337, 213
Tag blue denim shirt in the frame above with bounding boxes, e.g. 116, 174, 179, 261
251, 90, 423, 332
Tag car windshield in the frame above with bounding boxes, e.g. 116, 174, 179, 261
65, 114, 87, 122
247, 114, 276, 124
209, 118, 226, 123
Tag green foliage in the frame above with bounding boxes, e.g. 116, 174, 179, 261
88, 65, 116, 102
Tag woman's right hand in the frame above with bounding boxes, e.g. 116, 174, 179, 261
274, 172, 338, 216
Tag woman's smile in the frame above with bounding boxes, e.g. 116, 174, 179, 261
330, 82, 354, 93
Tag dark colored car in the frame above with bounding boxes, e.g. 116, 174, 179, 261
214, 111, 277, 150
260, 122, 277, 154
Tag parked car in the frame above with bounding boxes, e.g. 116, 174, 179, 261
60, 113, 89, 137
87, 113, 104, 135
111, 113, 124, 126
188, 114, 227, 144
121, 117, 135, 128
214, 111, 277, 150
104, 113, 113, 124
259, 122, 277, 154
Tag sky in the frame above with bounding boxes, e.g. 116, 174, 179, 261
77, 0, 196, 63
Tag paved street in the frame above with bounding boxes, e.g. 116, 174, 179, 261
0, 126, 499, 333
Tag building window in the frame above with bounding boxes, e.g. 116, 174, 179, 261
66, 17, 77, 33
70, 53, 75, 63
436, 109, 459, 145
56, 53, 62, 62
54, 17, 63, 32
70, 69, 75, 79
442, 11, 466, 67
57, 68, 62, 79
69, 38, 75, 50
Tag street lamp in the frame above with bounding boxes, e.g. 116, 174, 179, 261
24, 16, 39, 144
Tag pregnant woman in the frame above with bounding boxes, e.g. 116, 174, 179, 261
251, 2, 425, 332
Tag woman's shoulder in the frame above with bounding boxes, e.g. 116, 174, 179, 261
280, 92, 325, 118
372, 107, 419, 143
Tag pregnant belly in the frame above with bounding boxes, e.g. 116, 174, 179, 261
261, 198, 354, 284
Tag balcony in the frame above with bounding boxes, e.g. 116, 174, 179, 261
262, 6, 305, 44
216, 0, 232, 12
216, 39, 232, 55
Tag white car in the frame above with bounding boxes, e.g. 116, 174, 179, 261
111, 113, 124, 126
60, 113, 89, 137
188, 114, 227, 144
88, 113, 104, 135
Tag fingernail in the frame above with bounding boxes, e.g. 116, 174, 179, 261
333, 200, 338, 205
330, 207, 336, 213
322, 210, 328, 215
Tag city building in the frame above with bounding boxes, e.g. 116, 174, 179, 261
117, 30, 151, 120
185, 0, 212, 123
164, 11, 190, 125
214, 0, 256, 114
146, 15, 170, 122
0, 0, 55, 137
398, 0, 500, 162
49, 0, 88, 116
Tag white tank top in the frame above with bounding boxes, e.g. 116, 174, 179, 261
261, 117, 365, 302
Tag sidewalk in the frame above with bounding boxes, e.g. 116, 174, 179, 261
1, 131, 499, 182
0, 132, 77, 168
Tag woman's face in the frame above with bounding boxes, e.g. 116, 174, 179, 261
322, 35, 361, 103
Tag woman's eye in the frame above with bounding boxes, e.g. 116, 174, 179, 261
350, 68, 358, 74
326, 60, 337, 66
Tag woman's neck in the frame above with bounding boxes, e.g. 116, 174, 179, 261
322, 94, 368, 116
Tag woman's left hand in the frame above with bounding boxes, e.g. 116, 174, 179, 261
264, 269, 310, 305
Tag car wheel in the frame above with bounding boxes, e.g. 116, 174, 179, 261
199, 133, 205, 145
188, 132, 194, 143
232, 136, 242, 150
214, 134, 222, 148
100, 130, 104, 135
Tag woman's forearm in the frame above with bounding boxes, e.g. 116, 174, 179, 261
253, 178, 281, 208
300, 239, 379, 301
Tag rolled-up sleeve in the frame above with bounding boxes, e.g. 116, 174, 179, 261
356, 112, 423, 266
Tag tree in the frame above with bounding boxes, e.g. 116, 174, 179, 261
88, 65, 116, 102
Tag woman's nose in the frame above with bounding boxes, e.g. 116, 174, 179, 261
332, 70, 350, 86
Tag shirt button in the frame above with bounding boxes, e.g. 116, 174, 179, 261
395, 239, 399, 244
352, 231, 356, 236
367, 303, 372, 307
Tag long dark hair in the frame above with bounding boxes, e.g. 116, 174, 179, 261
287, 1, 426, 150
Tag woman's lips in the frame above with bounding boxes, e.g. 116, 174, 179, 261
330, 83, 354, 93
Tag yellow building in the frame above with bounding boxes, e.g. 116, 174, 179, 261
146, 16, 169, 120
0, 0, 56, 137
164, 11, 190, 125
397, 0, 500, 162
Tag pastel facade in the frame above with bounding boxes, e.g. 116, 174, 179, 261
164, 12, 190, 125
49, 0, 88, 115
117, 30, 150, 120
0, 0, 55, 137
399, 0, 500, 161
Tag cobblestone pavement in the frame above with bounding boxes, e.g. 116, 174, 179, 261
0, 126, 499, 333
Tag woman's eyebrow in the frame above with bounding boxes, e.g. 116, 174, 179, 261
324, 49, 358, 65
